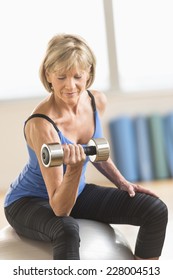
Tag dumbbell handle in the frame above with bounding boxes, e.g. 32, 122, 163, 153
83, 146, 97, 156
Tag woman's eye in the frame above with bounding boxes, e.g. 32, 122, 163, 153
75, 76, 82, 79
57, 75, 82, 80
58, 77, 65, 80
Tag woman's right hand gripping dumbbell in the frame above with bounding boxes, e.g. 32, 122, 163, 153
62, 143, 86, 167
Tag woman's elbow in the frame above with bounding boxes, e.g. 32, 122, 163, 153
49, 199, 70, 217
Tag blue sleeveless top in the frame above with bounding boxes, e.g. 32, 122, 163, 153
4, 91, 103, 207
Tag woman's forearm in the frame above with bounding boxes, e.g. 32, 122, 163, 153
92, 157, 127, 187
50, 164, 83, 216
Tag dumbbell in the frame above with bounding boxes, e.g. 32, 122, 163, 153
41, 138, 110, 167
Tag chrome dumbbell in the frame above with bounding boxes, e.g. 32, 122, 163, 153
41, 138, 110, 167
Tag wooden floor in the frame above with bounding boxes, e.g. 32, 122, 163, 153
0, 179, 173, 260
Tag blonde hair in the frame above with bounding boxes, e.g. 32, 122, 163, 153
39, 34, 96, 92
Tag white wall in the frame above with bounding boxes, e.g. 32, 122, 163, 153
1, 90, 173, 192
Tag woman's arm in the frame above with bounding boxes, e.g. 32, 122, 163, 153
92, 90, 158, 198
25, 118, 86, 216
92, 157, 159, 198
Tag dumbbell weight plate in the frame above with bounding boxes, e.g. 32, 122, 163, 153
88, 138, 110, 162
41, 143, 63, 167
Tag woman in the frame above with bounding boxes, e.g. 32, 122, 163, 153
4, 34, 168, 260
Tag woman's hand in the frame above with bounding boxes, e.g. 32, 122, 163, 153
118, 180, 159, 198
63, 144, 86, 166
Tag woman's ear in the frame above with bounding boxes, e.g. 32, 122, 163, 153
45, 70, 51, 83
86, 65, 91, 79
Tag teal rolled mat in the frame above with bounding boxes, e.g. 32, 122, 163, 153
134, 115, 153, 181
148, 114, 169, 179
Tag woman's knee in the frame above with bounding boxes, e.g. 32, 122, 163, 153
153, 199, 167, 222
144, 197, 168, 228
62, 216, 80, 239
51, 216, 80, 241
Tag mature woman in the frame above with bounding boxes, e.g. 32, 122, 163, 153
4, 34, 168, 260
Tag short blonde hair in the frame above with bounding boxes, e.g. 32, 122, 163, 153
39, 34, 96, 92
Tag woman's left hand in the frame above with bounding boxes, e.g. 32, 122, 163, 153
118, 180, 159, 198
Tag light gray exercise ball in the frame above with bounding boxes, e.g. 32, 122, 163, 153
0, 219, 134, 260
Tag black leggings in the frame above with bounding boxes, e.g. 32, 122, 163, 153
4, 184, 168, 259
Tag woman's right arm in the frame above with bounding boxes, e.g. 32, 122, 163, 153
25, 118, 86, 216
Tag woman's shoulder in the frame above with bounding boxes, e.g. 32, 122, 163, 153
31, 95, 51, 115
25, 96, 60, 147
90, 89, 107, 116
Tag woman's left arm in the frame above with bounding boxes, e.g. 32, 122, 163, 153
92, 157, 159, 198
92, 90, 158, 198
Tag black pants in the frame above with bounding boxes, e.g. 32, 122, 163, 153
4, 184, 168, 259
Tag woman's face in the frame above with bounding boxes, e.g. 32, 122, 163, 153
46, 67, 89, 105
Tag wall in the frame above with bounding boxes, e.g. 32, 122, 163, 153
1, 90, 173, 192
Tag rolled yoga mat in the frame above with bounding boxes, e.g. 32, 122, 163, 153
148, 114, 169, 179
163, 113, 173, 177
109, 116, 139, 182
134, 115, 153, 181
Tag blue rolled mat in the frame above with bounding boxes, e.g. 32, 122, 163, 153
148, 114, 169, 179
133, 115, 153, 181
109, 116, 139, 182
163, 113, 173, 177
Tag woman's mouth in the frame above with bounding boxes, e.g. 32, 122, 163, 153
64, 92, 77, 97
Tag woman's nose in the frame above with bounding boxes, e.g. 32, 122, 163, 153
65, 78, 76, 90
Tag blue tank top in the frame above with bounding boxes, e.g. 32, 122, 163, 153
4, 91, 103, 207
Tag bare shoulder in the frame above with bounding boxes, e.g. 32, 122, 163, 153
31, 95, 50, 115
90, 90, 107, 116
25, 96, 58, 146
25, 115, 60, 155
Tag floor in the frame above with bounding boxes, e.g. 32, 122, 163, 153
0, 179, 173, 260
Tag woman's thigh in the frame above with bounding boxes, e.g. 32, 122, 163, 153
71, 184, 167, 227
4, 197, 78, 242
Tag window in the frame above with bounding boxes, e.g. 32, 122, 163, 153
113, 0, 173, 92
0, 0, 109, 100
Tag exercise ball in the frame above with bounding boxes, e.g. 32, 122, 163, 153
0, 219, 134, 260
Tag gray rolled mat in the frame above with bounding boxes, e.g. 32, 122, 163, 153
134, 115, 154, 181
163, 113, 173, 177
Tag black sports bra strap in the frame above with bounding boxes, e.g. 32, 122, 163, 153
87, 90, 96, 112
24, 113, 59, 139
